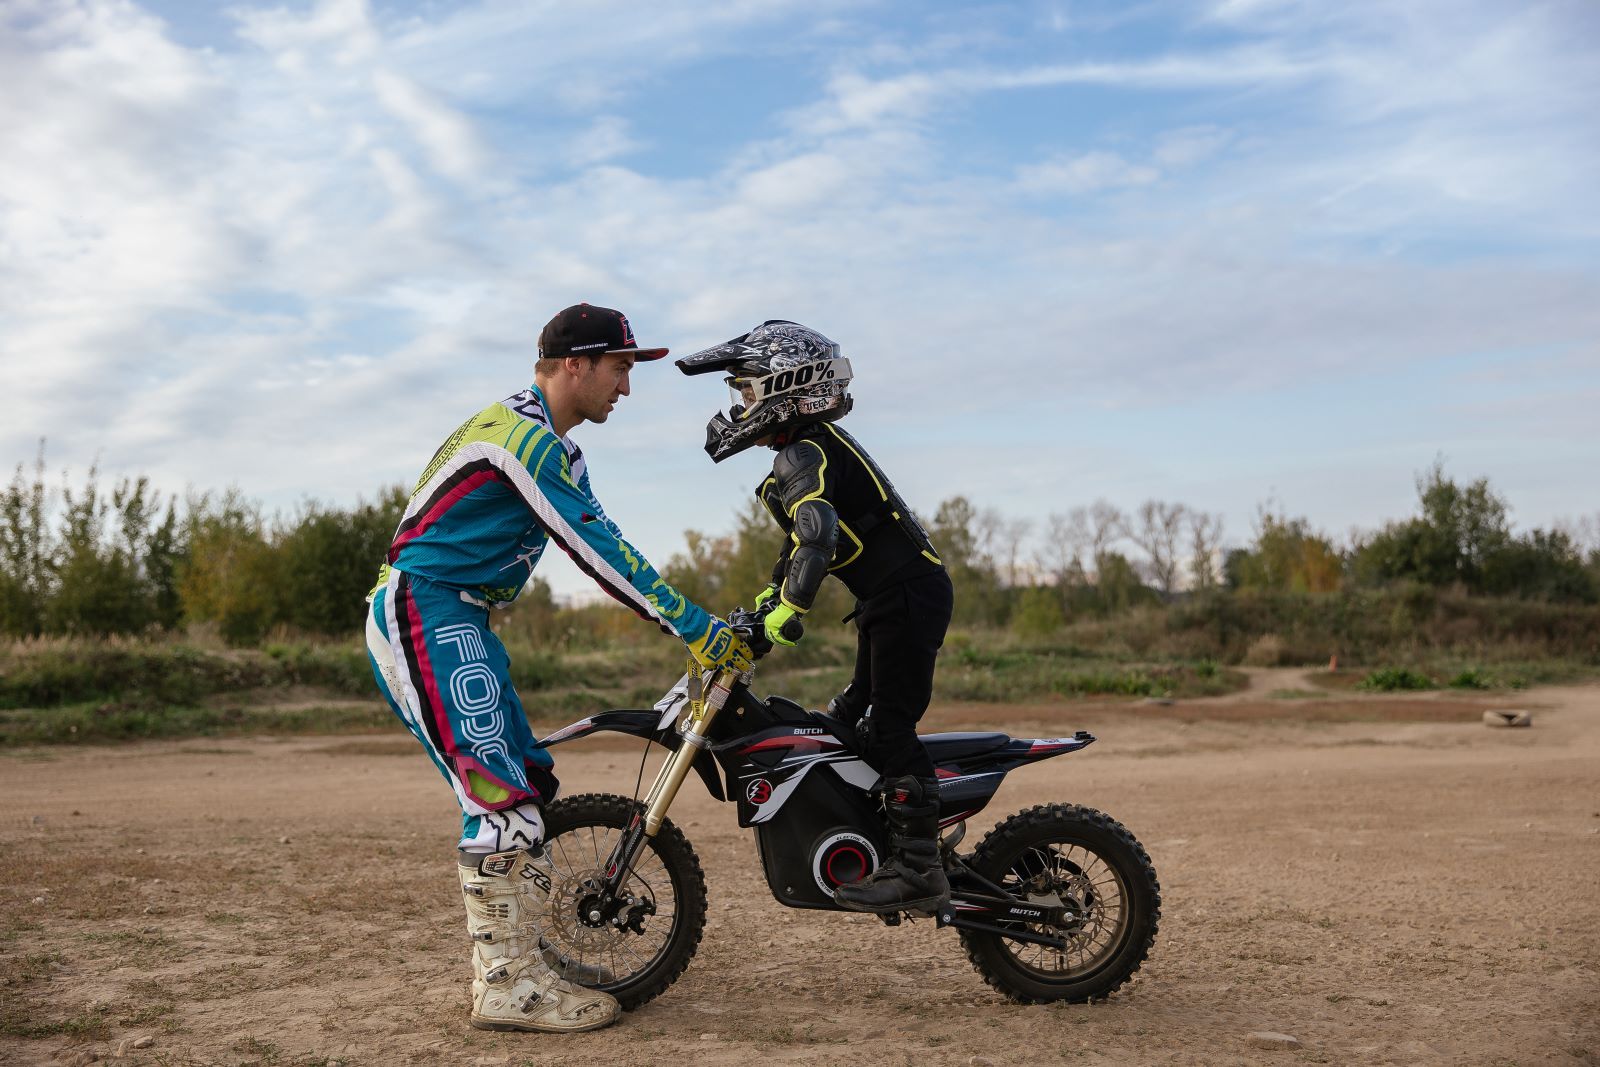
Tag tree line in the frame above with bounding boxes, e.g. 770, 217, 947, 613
2, 445, 1596, 645
0, 446, 403, 644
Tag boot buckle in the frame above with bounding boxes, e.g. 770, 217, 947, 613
519, 989, 556, 1014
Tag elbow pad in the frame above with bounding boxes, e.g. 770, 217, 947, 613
780, 499, 839, 611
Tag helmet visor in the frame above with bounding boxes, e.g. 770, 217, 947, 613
726, 377, 759, 419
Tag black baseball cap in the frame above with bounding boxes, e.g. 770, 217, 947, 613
537, 303, 669, 362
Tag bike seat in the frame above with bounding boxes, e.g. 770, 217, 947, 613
921, 731, 1012, 761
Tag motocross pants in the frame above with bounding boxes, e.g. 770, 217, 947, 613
367, 570, 558, 845
831, 569, 954, 781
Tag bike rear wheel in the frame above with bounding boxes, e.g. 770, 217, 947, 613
959, 803, 1160, 1003
539, 793, 707, 1010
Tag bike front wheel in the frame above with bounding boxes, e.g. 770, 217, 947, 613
539, 793, 707, 1010
958, 803, 1160, 1003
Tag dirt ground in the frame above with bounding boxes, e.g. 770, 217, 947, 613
3, 669, 1597, 1066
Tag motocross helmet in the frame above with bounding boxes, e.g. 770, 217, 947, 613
676, 320, 853, 463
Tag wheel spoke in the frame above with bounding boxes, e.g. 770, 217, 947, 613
535, 802, 700, 997
991, 835, 1131, 979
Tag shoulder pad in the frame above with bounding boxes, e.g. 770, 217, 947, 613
772, 440, 828, 516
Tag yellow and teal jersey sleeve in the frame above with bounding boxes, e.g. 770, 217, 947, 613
376, 385, 713, 644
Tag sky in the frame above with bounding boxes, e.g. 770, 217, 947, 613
2, 0, 1597, 599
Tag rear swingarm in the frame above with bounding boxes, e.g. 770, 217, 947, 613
937, 910, 1070, 951
875, 894, 1072, 951
938, 854, 1074, 950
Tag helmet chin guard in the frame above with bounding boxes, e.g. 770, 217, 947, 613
676, 321, 854, 463
701, 392, 853, 463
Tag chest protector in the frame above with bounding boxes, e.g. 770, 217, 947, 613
757, 423, 942, 600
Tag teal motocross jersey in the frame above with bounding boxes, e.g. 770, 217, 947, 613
371, 385, 711, 643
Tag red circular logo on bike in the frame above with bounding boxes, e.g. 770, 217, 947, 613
745, 778, 773, 804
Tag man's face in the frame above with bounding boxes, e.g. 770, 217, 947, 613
572, 352, 634, 425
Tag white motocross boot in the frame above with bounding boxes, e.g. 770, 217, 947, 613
458, 848, 621, 1033
538, 934, 614, 985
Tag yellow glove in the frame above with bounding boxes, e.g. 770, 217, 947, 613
754, 584, 778, 611
763, 602, 804, 647
686, 616, 754, 674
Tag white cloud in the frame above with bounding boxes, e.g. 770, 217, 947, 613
371, 67, 489, 183
981, 45, 1325, 91
230, 0, 381, 66
1, 0, 1596, 595
568, 116, 643, 167
1015, 150, 1161, 195
790, 69, 943, 136
735, 152, 854, 210
381, 0, 831, 111
1153, 125, 1232, 167
0, 1, 234, 402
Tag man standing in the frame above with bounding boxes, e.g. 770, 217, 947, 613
365, 304, 752, 1033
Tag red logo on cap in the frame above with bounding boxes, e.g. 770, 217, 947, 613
619, 314, 635, 345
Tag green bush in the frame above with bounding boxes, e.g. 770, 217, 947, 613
0, 698, 395, 745
1358, 667, 1436, 692
1161, 588, 1600, 665
1447, 666, 1493, 690
0, 640, 272, 709
932, 641, 1244, 702
1012, 586, 1066, 638
1051, 670, 1160, 698
275, 489, 407, 634
261, 641, 376, 694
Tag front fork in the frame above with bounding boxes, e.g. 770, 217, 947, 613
596, 665, 740, 899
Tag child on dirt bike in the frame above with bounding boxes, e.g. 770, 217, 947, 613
365, 304, 753, 1034
676, 321, 955, 915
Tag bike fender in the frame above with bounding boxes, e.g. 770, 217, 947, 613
536, 710, 726, 803
1009, 732, 1096, 764
538, 710, 666, 748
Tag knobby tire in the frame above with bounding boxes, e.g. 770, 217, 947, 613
541, 793, 708, 1010
959, 803, 1160, 1003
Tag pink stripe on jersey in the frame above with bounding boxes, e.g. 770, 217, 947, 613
389, 468, 502, 561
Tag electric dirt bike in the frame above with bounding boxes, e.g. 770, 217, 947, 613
533, 608, 1160, 1007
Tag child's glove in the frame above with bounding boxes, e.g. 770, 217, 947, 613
763, 602, 805, 647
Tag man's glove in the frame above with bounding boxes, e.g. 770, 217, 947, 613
754, 584, 778, 613
763, 602, 805, 647
686, 616, 755, 674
